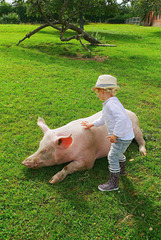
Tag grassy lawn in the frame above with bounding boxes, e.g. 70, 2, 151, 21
0, 23, 161, 239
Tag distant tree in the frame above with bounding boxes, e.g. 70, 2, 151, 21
13, 1, 44, 23
122, 0, 161, 20
85, 0, 118, 22
16, 0, 117, 50
0, 0, 13, 16
0, 12, 19, 23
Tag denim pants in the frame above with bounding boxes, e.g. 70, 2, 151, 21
108, 139, 132, 173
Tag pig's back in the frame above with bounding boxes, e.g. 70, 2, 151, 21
54, 111, 110, 160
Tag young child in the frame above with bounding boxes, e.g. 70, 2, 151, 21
81, 75, 134, 191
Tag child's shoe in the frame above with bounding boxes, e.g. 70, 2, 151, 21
98, 172, 119, 191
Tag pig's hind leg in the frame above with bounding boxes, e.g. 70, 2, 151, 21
133, 124, 147, 156
49, 160, 91, 184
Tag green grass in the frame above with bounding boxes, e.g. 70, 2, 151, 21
0, 23, 161, 240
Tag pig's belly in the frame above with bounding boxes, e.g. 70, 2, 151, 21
95, 141, 110, 159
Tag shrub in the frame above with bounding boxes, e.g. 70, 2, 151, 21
0, 12, 19, 24
107, 14, 126, 24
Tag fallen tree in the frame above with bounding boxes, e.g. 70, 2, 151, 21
16, 22, 101, 51
16, 0, 116, 51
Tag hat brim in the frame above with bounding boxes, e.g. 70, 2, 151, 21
92, 86, 120, 91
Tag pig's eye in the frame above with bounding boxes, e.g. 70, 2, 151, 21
58, 139, 62, 145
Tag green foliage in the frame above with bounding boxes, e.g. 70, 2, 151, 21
107, 14, 127, 23
17, 0, 106, 19
13, 3, 29, 23
123, 0, 161, 20
0, 12, 19, 23
0, 0, 12, 16
13, 0, 118, 23
0, 23, 161, 239
0, 0, 134, 24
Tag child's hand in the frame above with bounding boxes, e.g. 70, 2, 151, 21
107, 134, 117, 143
81, 121, 94, 129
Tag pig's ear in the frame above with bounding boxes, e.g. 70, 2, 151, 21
37, 117, 49, 133
57, 134, 72, 148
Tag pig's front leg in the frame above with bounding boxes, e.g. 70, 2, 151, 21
49, 161, 88, 184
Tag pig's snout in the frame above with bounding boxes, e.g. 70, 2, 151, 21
22, 158, 38, 169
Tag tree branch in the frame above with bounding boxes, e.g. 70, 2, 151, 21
16, 1, 103, 49
42, 0, 56, 23
16, 23, 49, 46
60, 32, 91, 52
16, 23, 61, 46
59, 0, 68, 22
36, 0, 60, 29
68, 23, 101, 45
60, 33, 81, 42
79, 37, 91, 52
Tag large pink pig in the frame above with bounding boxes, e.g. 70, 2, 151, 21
22, 110, 146, 183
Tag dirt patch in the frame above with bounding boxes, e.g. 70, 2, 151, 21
63, 53, 109, 62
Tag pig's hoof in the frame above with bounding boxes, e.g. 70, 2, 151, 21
49, 175, 63, 184
141, 150, 147, 156
49, 180, 55, 184
49, 177, 57, 184
49, 171, 66, 184
142, 151, 147, 156
139, 146, 147, 156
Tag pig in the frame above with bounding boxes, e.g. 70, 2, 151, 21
22, 110, 147, 183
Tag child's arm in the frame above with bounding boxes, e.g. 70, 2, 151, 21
81, 113, 105, 129
81, 121, 94, 129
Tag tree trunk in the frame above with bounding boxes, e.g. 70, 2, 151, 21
79, 11, 84, 30
69, 23, 101, 45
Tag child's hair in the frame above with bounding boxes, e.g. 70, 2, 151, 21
104, 88, 118, 96
94, 87, 119, 96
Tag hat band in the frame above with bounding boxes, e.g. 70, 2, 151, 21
96, 84, 116, 88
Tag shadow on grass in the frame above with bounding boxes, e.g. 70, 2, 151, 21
150, 31, 161, 38
57, 166, 160, 238
88, 31, 142, 42
15, 39, 157, 68
39, 28, 142, 42
24, 42, 80, 58
22, 144, 160, 238
116, 176, 160, 238
14, 27, 147, 58
24, 26, 141, 42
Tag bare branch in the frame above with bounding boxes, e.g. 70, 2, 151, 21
79, 37, 91, 53
59, 0, 68, 22
42, 0, 56, 23
60, 32, 91, 52
16, 23, 61, 46
36, 0, 60, 29
16, 23, 49, 45
66, 9, 78, 22
60, 33, 81, 42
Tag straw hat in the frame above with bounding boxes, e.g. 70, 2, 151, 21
92, 75, 120, 91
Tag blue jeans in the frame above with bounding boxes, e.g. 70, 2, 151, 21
108, 139, 132, 173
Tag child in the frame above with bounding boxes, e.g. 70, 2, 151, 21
81, 75, 134, 191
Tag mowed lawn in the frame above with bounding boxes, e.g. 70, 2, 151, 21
0, 23, 161, 239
